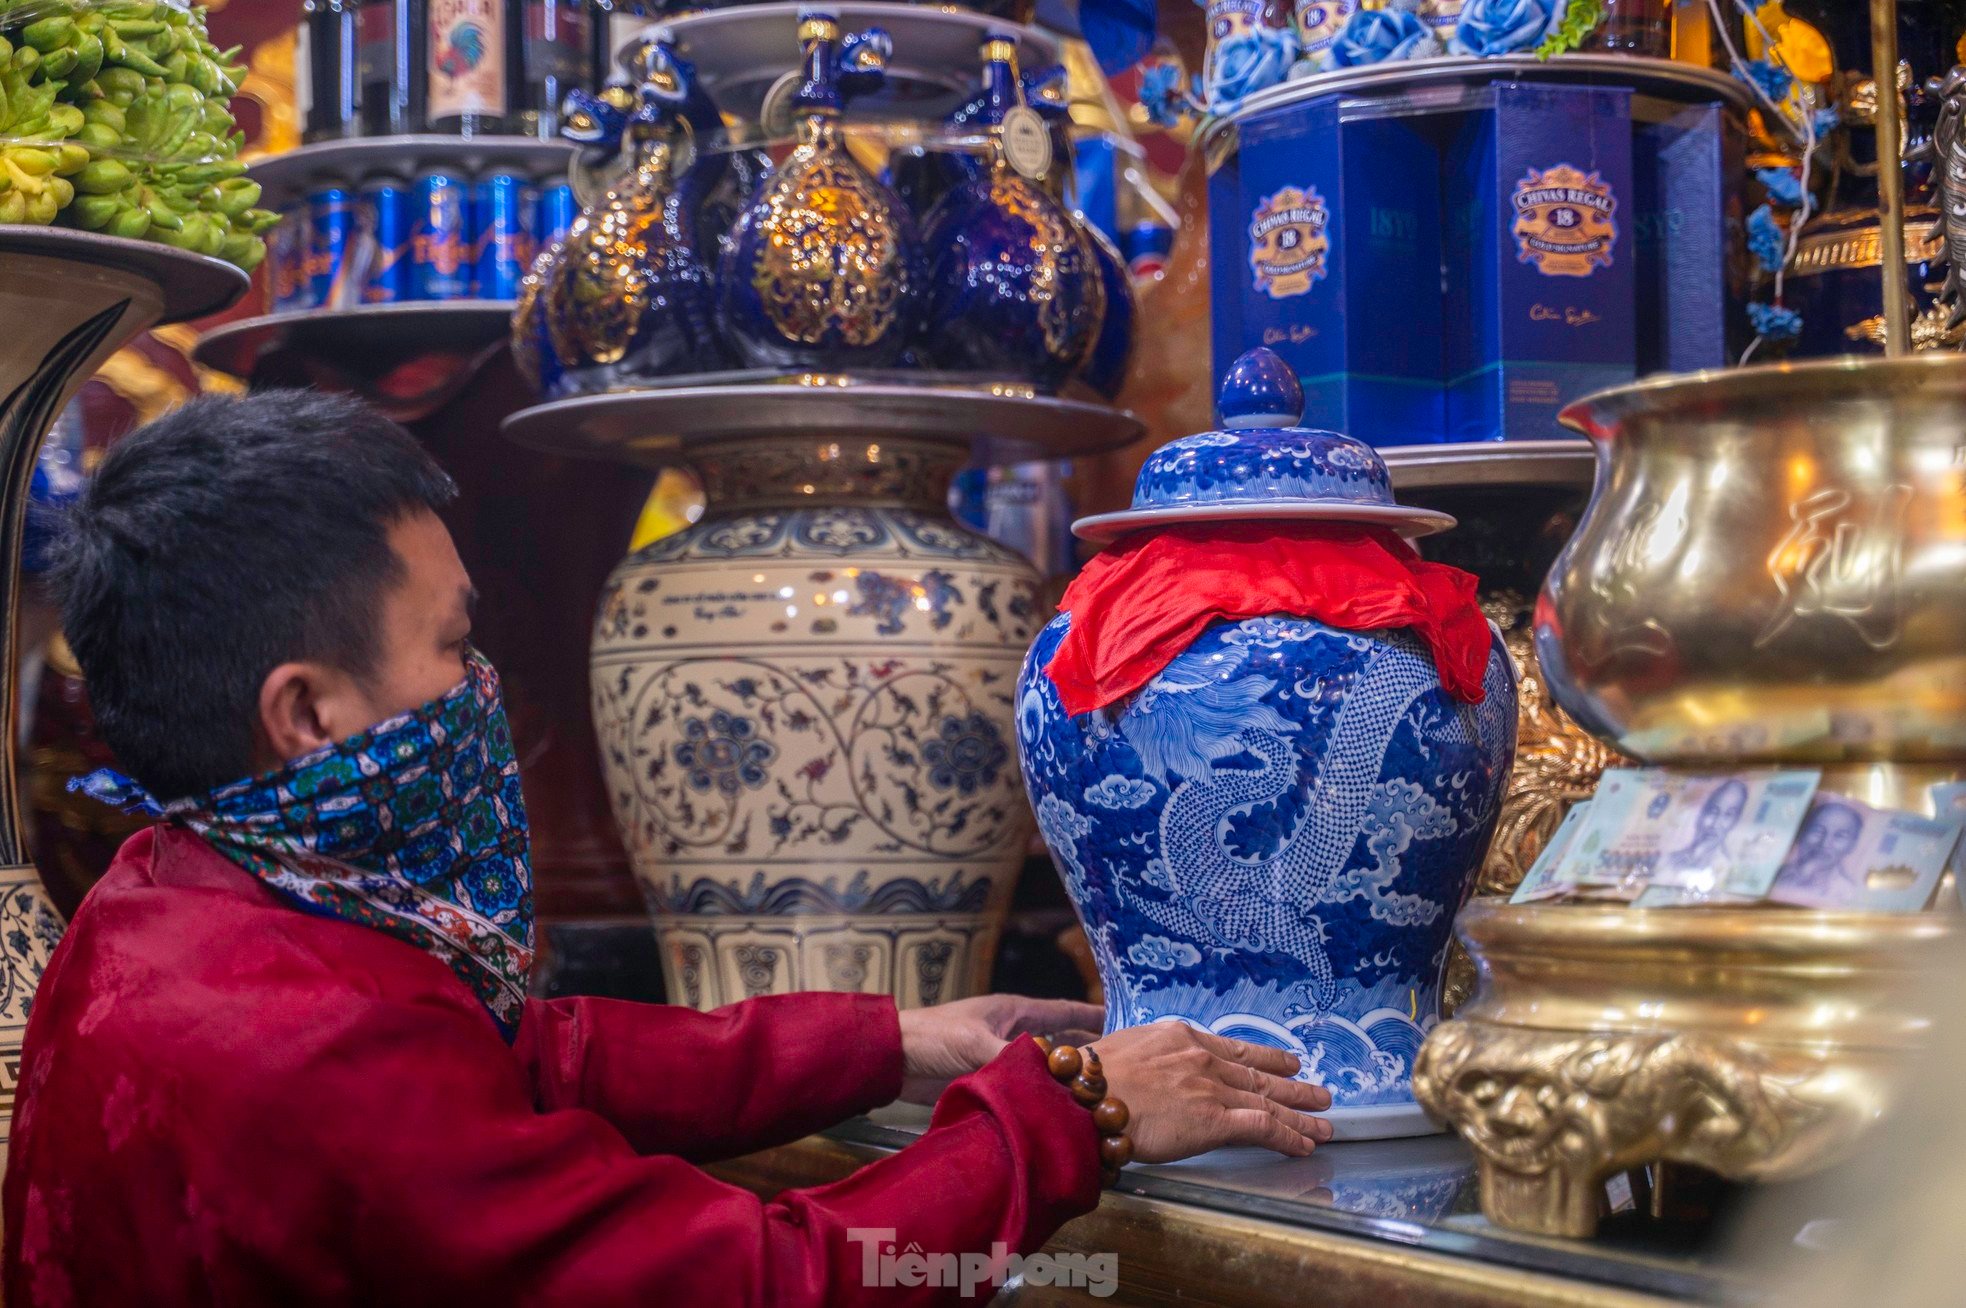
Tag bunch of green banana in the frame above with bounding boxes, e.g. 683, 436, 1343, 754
4, 0, 275, 268
66, 76, 276, 267
17, 0, 243, 104
0, 34, 86, 225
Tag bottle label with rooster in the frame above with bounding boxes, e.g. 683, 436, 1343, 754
428, 0, 507, 120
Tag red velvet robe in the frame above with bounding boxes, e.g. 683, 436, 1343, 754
2, 827, 1102, 1305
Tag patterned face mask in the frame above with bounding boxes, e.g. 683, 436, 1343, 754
75, 650, 535, 1038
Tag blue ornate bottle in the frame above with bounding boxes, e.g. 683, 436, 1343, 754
513, 81, 643, 397
1018, 350, 1519, 1140
920, 38, 1104, 391
891, 63, 1065, 223
1025, 64, 1134, 400
541, 42, 723, 392
717, 11, 918, 371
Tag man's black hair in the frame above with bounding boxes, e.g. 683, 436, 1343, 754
47, 390, 458, 801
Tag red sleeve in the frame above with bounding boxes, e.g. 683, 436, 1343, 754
310, 1002, 1103, 1306
515, 991, 904, 1162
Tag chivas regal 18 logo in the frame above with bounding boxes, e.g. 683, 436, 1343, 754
1512, 165, 1618, 277
1248, 185, 1330, 299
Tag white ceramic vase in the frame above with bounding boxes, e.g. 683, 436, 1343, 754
591, 436, 1042, 1009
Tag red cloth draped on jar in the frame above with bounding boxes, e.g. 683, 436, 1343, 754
1045, 521, 1493, 716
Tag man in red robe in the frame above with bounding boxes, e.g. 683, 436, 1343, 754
3, 393, 1332, 1305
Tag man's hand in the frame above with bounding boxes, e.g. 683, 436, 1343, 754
1090, 1022, 1333, 1161
897, 995, 1104, 1104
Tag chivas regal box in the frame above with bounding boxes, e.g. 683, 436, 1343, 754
1632, 99, 1744, 373
1210, 70, 1739, 444
1443, 82, 1637, 443
1207, 95, 1446, 446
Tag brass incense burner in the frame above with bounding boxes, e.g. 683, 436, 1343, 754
1416, 350, 1966, 1237
1534, 354, 1966, 767
1415, 899, 1950, 1238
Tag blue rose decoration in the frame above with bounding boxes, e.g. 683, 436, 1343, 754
1321, 8, 1441, 69
1755, 167, 1804, 208
1746, 203, 1787, 273
1448, 0, 1569, 57
1748, 301, 1803, 341
1743, 58, 1793, 104
1205, 23, 1299, 115
1140, 60, 1195, 128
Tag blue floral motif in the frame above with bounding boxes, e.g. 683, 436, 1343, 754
1139, 60, 1195, 128
1756, 166, 1804, 208
1321, 8, 1441, 69
847, 569, 962, 636
675, 710, 777, 795
1020, 614, 1518, 1116
1127, 934, 1203, 970
1748, 301, 1804, 341
1448, 0, 1568, 57
1742, 58, 1793, 105
1746, 204, 1787, 274
922, 711, 1009, 796
1084, 775, 1156, 809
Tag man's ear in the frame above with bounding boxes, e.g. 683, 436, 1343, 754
256, 662, 352, 768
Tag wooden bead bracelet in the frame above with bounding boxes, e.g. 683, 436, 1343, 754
1032, 1035, 1133, 1186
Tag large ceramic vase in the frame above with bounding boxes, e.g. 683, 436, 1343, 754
0, 232, 246, 1169
1018, 350, 1519, 1139
592, 436, 1043, 1009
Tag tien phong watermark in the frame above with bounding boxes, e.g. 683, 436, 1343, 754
848, 1228, 1119, 1298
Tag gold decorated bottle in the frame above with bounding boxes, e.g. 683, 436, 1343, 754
715, 9, 919, 371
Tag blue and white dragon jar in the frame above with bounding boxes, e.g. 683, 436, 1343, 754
593, 436, 1041, 1011
1018, 349, 1518, 1139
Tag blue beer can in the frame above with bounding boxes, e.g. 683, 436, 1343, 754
270, 201, 313, 312
537, 180, 577, 247
358, 175, 413, 304
410, 167, 472, 301
305, 183, 356, 308
471, 171, 538, 302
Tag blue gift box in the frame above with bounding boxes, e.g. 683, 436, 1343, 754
1443, 82, 1637, 443
1208, 97, 1445, 447
1632, 100, 1746, 374
1210, 74, 1739, 444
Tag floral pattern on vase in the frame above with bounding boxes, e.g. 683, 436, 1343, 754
1019, 615, 1517, 1130
592, 438, 1042, 1010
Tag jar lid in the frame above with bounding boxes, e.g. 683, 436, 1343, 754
1072, 348, 1456, 544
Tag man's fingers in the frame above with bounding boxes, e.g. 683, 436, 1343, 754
1003, 999, 1107, 1039
1222, 1091, 1332, 1144
1191, 1029, 1301, 1078
1251, 1072, 1333, 1114
1222, 1105, 1316, 1157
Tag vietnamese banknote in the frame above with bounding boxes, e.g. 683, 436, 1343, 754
1765, 794, 1964, 912
1568, 768, 1821, 898
1509, 802, 1593, 904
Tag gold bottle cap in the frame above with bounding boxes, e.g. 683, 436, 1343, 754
799, 16, 840, 42
983, 38, 1018, 65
